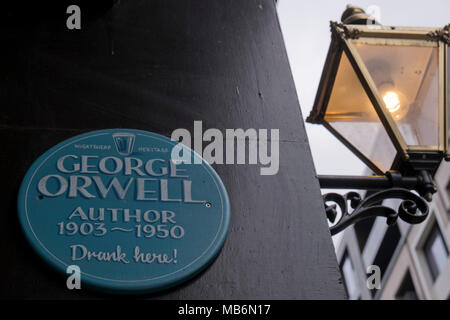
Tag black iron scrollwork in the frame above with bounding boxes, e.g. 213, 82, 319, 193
324, 188, 429, 235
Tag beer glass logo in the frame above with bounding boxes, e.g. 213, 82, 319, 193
112, 132, 135, 156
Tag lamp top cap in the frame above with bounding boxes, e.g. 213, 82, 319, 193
341, 4, 380, 25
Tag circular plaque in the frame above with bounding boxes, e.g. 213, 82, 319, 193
18, 129, 230, 293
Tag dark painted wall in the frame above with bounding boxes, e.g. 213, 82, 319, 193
0, 0, 345, 299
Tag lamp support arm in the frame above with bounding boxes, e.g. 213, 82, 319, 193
318, 174, 417, 190
318, 170, 437, 201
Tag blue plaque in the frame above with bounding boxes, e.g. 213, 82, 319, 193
17, 129, 230, 293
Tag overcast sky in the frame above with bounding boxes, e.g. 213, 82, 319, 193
277, 0, 450, 176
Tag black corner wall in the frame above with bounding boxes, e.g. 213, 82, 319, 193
0, 0, 345, 299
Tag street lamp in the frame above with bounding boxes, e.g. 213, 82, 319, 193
307, 6, 449, 235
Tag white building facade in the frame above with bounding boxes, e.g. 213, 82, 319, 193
336, 162, 450, 299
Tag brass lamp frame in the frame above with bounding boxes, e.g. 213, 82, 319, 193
307, 22, 449, 176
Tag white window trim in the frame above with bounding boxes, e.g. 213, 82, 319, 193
379, 246, 424, 300
409, 204, 450, 299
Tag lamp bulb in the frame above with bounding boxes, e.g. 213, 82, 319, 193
383, 91, 401, 113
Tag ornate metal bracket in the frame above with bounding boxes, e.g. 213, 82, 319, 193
319, 171, 435, 235
427, 23, 450, 44
324, 188, 429, 235
330, 21, 361, 40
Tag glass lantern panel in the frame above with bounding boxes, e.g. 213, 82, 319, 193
324, 51, 397, 173
355, 43, 440, 148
